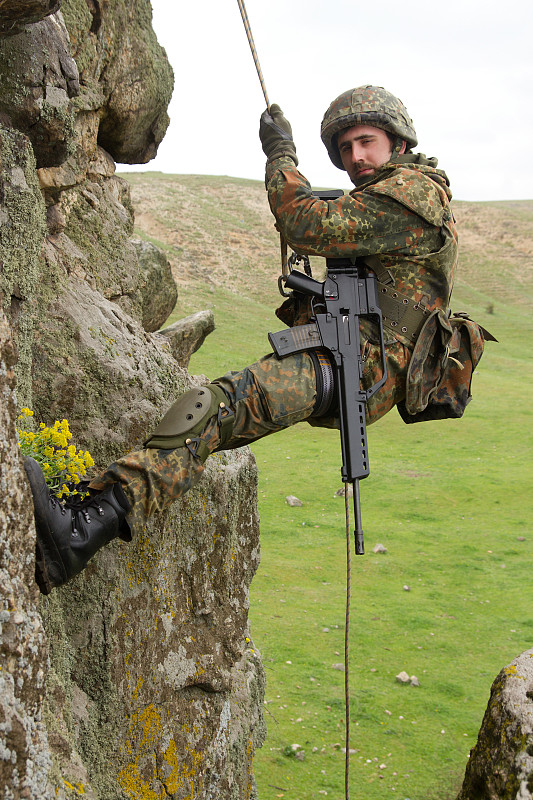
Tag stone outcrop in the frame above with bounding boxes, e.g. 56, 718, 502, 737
0, 2, 265, 798
0, 12, 79, 167
133, 237, 178, 332
159, 310, 216, 369
0, 0, 61, 36
456, 649, 533, 800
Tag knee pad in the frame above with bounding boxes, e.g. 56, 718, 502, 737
144, 385, 235, 460
309, 349, 336, 417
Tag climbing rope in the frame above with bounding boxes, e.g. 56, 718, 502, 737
344, 483, 352, 799
236, 0, 290, 275
236, 3, 353, 795
236, 0, 270, 111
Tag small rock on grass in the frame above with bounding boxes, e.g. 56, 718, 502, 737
286, 495, 303, 506
396, 670, 420, 686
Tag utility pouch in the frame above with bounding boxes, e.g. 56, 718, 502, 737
397, 309, 495, 424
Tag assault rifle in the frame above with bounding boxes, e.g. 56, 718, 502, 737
268, 190, 387, 554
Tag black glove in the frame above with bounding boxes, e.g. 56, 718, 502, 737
259, 104, 298, 165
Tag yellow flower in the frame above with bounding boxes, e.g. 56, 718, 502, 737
18, 409, 94, 499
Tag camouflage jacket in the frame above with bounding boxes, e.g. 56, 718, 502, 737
265, 154, 458, 349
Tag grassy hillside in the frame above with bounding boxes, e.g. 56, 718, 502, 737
124, 173, 533, 800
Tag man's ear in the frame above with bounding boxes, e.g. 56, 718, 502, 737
399, 140, 407, 155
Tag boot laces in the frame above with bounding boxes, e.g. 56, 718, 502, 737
53, 492, 105, 523
49, 496, 67, 516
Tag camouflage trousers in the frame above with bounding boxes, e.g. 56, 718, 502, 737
89, 341, 409, 536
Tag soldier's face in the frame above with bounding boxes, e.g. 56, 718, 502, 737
337, 124, 398, 185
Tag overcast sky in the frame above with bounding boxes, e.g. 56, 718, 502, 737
121, 0, 533, 202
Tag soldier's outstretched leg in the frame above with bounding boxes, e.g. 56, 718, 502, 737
27, 351, 335, 593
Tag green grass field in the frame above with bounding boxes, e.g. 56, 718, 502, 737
166, 280, 533, 800
172, 279, 532, 800
128, 175, 533, 800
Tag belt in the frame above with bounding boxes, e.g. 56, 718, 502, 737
377, 282, 431, 345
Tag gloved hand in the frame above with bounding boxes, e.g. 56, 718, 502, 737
259, 104, 298, 165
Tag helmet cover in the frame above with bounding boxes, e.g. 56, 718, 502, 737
321, 85, 418, 170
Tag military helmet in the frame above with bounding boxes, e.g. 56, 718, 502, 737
321, 85, 418, 170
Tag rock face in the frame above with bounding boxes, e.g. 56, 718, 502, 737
0, 306, 51, 800
456, 649, 533, 800
159, 310, 216, 369
0, 0, 61, 36
0, 2, 265, 799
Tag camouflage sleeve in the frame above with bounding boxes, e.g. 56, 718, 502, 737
265, 156, 437, 258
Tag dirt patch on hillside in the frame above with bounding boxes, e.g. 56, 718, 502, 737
123, 173, 533, 310
126, 175, 280, 303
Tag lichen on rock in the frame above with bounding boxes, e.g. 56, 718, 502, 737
0, 2, 265, 798
456, 649, 533, 800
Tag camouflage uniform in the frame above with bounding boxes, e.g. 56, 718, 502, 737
90, 151, 458, 534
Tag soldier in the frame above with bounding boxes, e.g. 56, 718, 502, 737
25, 85, 458, 594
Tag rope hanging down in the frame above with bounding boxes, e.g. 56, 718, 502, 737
236, 3, 353, 797
344, 485, 352, 800
236, 0, 270, 111
235, 0, 289, 276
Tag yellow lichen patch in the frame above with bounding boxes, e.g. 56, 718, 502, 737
159, 737, 204, 797
120, 709, 206, 799
125, 532, 176, 613
119, 763, 160, 800
119, 704, 164, 799
244, 738, 254, 800
505, 665, 518, 676
62, 780, 86, 796
132, 675, 145, 701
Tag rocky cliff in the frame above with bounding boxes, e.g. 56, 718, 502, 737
0, 2, 265, 798
457, 649, 533, 800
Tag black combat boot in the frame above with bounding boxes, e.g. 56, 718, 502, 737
24, 457, 132, 594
